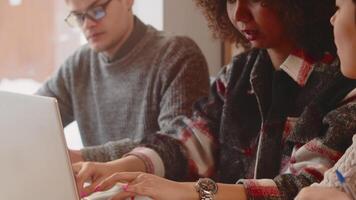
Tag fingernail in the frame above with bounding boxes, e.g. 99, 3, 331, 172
80, 192, 87, 198
94, 185, 101, 192
122, 184, 128, 192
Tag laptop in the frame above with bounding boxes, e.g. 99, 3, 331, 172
0, 91, 151, 200
0, 91, 80, 200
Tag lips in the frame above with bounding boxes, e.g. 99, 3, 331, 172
241, 30, 259, 41
87, 32, 104, 41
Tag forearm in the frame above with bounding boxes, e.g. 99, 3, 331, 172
216, 184, 247, 200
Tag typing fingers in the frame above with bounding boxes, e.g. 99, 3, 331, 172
96, 172, 142, 191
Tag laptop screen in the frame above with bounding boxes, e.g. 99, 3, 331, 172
0, 91, 79, 200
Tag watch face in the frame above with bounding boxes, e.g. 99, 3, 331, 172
199, 178, 218, 194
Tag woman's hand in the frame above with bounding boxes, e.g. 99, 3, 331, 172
94, 172, 198, 200
72, 155, 146, 197
295, 187, 351, 200
73, 161, 118, 197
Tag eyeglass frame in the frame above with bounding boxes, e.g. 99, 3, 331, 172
64, 0, 113, 27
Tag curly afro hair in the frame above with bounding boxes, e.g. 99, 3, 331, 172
194, 0, 337, 60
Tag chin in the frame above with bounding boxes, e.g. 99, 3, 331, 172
339, 49, 356, 79
249, 41, 269, 49
341, 64, 356, 79
250, 43, 264, 49
89, 43, 106, 52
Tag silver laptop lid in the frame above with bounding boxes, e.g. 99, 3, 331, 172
0, 91, 79, 200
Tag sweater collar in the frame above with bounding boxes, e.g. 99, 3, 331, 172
101, 16, 147, 63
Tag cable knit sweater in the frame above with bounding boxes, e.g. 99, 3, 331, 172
317, 133, 356, 193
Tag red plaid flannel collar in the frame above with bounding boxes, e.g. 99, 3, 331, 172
280, 49, 335, 87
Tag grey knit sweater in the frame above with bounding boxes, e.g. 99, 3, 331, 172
36, 18, 210, 161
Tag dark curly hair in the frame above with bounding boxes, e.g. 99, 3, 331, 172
194, 0, 337, 60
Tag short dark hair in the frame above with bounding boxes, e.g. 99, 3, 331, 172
194, 0, 337, 60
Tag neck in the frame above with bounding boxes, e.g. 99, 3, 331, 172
103, 15, 135, 59
267, 42, 296, 70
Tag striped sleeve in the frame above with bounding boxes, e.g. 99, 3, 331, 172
238, 101, 356, 200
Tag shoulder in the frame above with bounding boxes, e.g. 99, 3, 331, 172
145, 26, 203, 56
318, 98, 356, 152
163, 35, 201, 51
38, 45, 95, 95
59, 44, 97, 74
305, 56, 356, 112
312, 66, 356, 129
69, 44, 97, 62
44, 44, 94, 87
62, 44, 94, 67
325, 99, 356, 128
308, 56, 343, 86
147, 29, 208, 74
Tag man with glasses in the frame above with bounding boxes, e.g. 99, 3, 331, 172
37, 0, 210, 163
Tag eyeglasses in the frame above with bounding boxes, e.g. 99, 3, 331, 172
65, 0, 113, 27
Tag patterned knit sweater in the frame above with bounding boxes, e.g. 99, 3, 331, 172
36, 17, 210, 161
316, 133, 356, 193
125, 49, 356, 200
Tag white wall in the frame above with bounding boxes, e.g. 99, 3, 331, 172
133, 0, 164, 30
163, 0, 222, 76
133, 0, 222, 76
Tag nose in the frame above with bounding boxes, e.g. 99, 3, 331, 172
330, 14, 335, 26
82, 15, 97, 29
233, 1, 252, 23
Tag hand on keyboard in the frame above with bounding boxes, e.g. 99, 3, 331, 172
82, 184, 152, 200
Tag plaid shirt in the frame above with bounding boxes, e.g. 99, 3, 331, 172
130, 49, 356, 200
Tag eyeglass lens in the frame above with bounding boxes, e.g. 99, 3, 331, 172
66, 1, 109, 27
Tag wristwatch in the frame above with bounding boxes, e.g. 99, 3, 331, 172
195, 178, 218, 200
